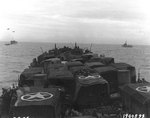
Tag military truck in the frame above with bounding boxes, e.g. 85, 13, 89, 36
9, 87, 62, 118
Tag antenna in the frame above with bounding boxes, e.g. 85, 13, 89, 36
40, 47, 44, 53
55, 43, 57, 49
75, 42, 77, 48
90, 43, 92, 51
138, 68, 140, 80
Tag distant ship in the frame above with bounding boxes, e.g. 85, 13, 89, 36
5, 40, 18, 45
122, 41, 133, 48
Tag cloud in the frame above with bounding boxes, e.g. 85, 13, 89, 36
0, 0, 149, 44
2, 0, 143, 28
53, 0, 144, 21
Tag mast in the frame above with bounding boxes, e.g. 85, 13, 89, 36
75, 42, 77, 48
90, 43, 92, 51
55, 43, 57, 50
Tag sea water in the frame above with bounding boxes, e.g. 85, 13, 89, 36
0, 42, 150, 93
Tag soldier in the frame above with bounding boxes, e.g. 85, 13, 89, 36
30, 58, 38, 67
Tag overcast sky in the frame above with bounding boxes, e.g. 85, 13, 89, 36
0, 0, 150, 45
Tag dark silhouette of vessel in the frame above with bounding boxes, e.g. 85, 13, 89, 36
5, 40, 18, 46
122, 41, 133, 48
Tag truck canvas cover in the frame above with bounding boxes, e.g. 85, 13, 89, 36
74, 75, 109, 108
69, 66, 89, 74
71, 58, 83, 63
110, 63, 134, 70
94, 66, 118, 93
10, 87, 61, 118
19, 67, 44, 87
48, 70, 73, 80
20, 67, 43, 78
41, 58, 61, 73
110, 63, 136, 83
72, 67, 98, 77
47, 63, 66, 71
120, 83, 150, 117
85, 62, 104, 69
82, 53, 98, 59
47, 70, 75, 101
98, 57, 114, 65
41, 58, 61, 64
66, 61, 84, 70
87, 57, 102, 62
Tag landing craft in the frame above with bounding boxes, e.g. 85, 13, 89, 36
0, 43, 149, 118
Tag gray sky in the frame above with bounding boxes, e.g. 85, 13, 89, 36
0, 0, 150, 45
